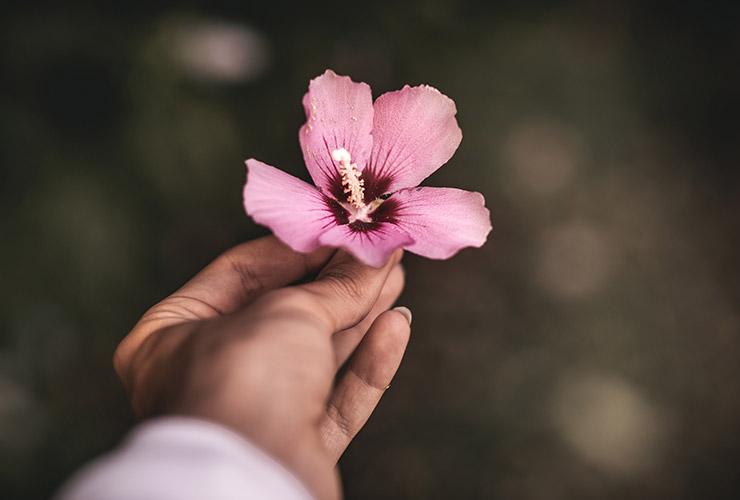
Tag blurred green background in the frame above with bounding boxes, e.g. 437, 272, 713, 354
2, 1, 740, 499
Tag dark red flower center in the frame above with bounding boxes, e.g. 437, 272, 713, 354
324, 148, 398, 233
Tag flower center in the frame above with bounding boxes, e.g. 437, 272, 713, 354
332, 148, 384, 224
332, 148, 365, 208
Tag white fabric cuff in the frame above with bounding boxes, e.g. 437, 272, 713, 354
56, 417, 313, 500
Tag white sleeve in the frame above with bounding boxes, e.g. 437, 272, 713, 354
56, 417, 313, 500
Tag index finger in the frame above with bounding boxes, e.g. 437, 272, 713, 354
172, 235, 334, 315
116, 236, 333, 378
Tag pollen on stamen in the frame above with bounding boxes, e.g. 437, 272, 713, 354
332, 148, 365, 209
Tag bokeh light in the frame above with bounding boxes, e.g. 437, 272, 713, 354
551, 373, 667, 476
167, 20, 270, 83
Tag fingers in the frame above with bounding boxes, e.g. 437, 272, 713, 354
332, 264, 405, 368
168, 236, 333, 316
275, 249, 403, 335
115, 236, 332, 380
320, 307, 412, 462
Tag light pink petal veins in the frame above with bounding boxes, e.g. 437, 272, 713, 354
318, 223, 413, 267
299, 70, 374, 195
243, 159, 337, 252
366, 85, 463, 193
391, 187, 492, 259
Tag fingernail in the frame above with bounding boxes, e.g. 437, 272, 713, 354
393, 306, 412, 325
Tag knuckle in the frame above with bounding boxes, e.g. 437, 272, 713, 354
112, 340, 128, 380
326, 401, 355, 440
320, 265, 366, 304
259, 288, 315, 313
257, 288, 335, 331
218, 249, 264, 298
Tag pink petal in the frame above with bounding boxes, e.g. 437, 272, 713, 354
318, 223, 413, 268
298, 70, 374, 196
366, 85, 463, 194
391, 187, 492, 259
243, 159, 338, 252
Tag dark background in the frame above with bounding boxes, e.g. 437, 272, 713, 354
2, 1, 740, 499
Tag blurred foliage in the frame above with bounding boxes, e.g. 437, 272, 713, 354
1, 1, 740, 499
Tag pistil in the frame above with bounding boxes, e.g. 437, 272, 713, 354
332, 148, 365, 209
332, 148, 387, 224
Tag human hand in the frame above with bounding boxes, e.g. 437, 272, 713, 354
113, 236, 411, 500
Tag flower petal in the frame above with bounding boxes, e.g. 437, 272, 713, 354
391, 187, 491, 259
299, 70, 374, 197
318, 223, 414, 268
365, 85, 462, 195
243, 159, 339, 252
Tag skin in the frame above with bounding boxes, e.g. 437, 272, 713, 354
113, 236, 411, 500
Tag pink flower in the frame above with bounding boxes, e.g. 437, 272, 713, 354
243, 70, 492, 267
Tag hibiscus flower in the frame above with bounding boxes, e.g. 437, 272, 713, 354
243, 70, 492, 267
